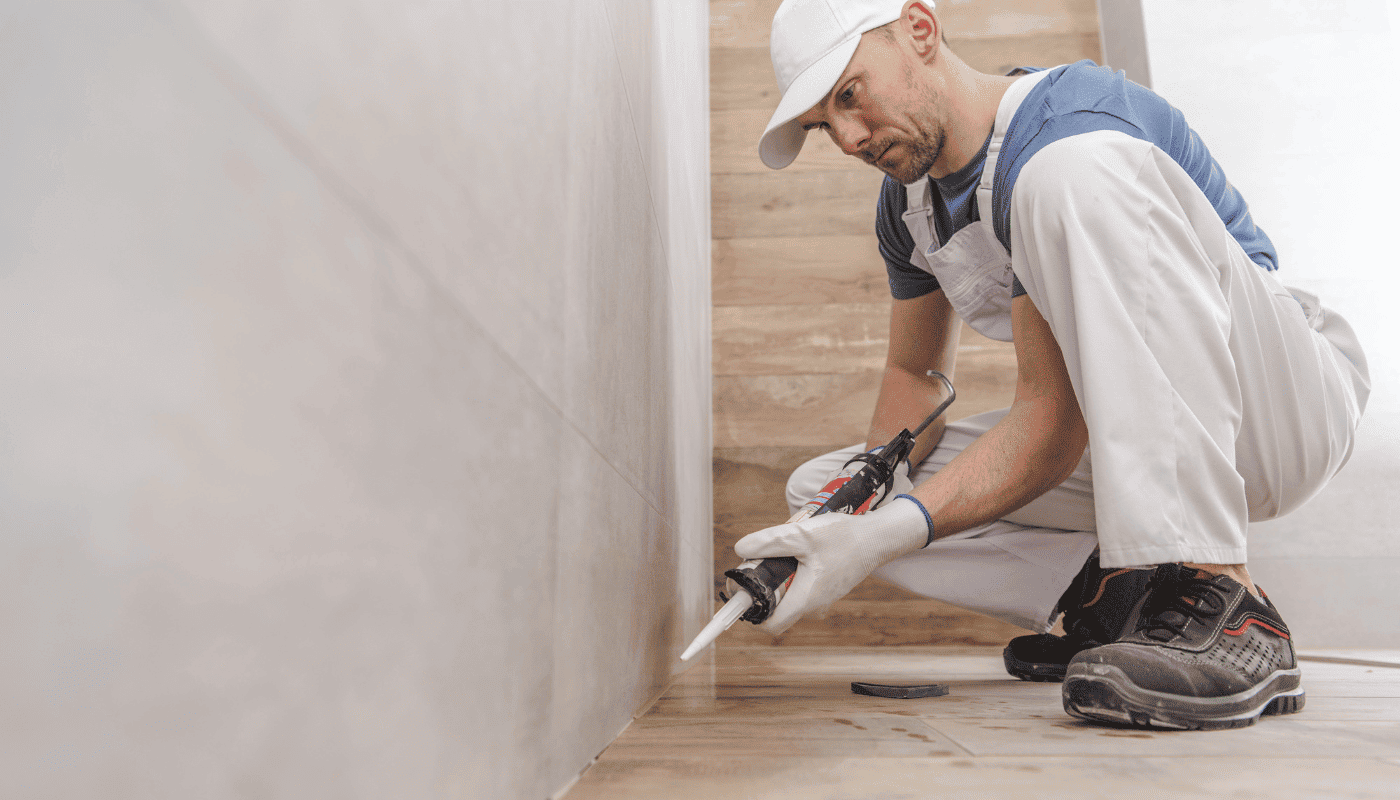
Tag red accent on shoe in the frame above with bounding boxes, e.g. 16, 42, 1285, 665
1224, 617, 1290, 639
1082, 569, 1133, 609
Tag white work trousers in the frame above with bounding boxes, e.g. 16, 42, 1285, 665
788, 131, 1370, 632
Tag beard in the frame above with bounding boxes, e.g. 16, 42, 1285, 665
863, 79, 947, 184
872, 127, 944, 184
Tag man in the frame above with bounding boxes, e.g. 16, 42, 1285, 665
735, 0, 1370, 730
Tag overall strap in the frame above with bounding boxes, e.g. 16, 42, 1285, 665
904, 175, 934, 244
977, 69, 1056, 224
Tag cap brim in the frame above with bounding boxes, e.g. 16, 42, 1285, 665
758, 35, 862, 170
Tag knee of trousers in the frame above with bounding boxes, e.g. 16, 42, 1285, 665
1239, 290, 1370, 522
785, 444, 866, 515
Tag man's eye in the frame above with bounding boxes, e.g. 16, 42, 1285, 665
839, 85, 856, 102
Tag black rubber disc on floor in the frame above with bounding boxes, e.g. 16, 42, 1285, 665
850, 681, 949, 699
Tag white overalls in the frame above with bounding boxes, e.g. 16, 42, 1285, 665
785, 70, 1370, 632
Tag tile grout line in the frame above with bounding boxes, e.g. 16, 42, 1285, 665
912, 716, 977, 758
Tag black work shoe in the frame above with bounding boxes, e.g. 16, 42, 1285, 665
1062, 563, 1305, 730
1003, 554, 1154, 682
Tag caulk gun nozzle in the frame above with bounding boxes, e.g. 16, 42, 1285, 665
679, 640, 706, 662
680, 590, 754, 661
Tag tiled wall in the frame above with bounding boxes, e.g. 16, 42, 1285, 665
1140, 0, 1400, 647
0, 1, 710, 797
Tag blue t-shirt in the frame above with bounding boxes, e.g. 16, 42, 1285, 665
877, 61, 1278, 300
876, 132, 990, 292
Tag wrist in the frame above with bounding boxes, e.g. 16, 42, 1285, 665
864, 496, 936, 557
892, 495, 935, 547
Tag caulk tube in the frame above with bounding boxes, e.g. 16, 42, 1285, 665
679, 457, 896, 660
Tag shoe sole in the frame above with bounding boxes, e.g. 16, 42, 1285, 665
1002, 645, 1067, 683
1062, 662, 1305, 730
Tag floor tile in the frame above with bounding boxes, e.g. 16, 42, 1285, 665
606, 713, 968, 758
1302, 696, 1400, 721
569, 646, 1400, 797
569, 755, 1400, 800
1301, 682, 1400, 699
650, 682, 1068, 721
926, 716, 1400, 758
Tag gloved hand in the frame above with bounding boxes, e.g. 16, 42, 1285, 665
734, 496, 934, 636
819, 447, 914, 511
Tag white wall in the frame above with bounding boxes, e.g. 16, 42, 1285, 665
1140, 0, 1400, 646
1096, 0, 1152, 86
0, 1, 711, 797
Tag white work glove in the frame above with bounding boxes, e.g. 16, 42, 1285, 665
734, 496, 933, 636
820, 447, 914, 511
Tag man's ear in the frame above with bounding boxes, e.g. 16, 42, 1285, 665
900, 1, 941, 61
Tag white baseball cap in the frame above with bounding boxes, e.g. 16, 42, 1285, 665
758, 0, 918, 169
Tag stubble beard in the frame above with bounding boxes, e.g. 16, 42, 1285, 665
880, 125, 944, 184
875, 79, 946, 184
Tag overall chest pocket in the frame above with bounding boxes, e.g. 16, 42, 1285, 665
924, 220, 1016, 342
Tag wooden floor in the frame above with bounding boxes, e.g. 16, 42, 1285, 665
710, 0, 1103, 646
567, 646, 1400, 799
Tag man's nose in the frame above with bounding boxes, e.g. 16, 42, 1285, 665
829, 118, 869, 157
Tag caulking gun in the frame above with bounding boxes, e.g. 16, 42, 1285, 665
680, 371, 956, 661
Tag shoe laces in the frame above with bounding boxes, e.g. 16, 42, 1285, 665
1137, 566, 1227, 642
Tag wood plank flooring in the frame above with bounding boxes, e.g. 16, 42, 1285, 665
567, 647, 1400, 799
709, 0, 1103, 646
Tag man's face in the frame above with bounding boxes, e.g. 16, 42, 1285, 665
794, 30, 946, 184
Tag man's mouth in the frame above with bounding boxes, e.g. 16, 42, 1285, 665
873, 143, 895, 167
859, 142, 889, 165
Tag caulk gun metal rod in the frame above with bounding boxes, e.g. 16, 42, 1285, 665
908, 371, 957, 440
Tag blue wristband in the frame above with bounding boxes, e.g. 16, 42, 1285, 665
895, 494, 936, 547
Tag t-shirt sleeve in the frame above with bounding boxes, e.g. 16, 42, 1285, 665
876, 176, 941, 299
